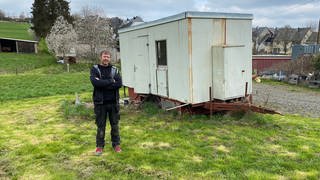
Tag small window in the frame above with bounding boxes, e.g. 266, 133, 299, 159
156, 40, 167, 66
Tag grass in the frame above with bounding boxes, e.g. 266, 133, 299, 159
0, 53, 56, 74
0, 72, 92, 102
0, 52, 319, 179
0, 21, 34, 40
259, 79, 320, 93
0, 53, 95, 102
0, 95, 319, 179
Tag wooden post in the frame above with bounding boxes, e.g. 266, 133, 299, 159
67, 63, 70, 72
209, 86, 213, 119
317, 19, 320, 44
245, 82, 248, 97
16, 41, 19, 53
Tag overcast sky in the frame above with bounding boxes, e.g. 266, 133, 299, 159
0, 0, 319, 28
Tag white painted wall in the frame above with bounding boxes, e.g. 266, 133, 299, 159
119, 19, 191, 103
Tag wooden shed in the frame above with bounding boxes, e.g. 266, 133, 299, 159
252, 55, 291, 74
119, 11, 253, 107
0, 37, 38, 53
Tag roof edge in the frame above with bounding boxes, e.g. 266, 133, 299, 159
185, 11, 253, 19
0, 37, 38, 43
119, 11, 253, 34
119, 12, 186, 34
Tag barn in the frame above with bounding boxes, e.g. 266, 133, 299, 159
0, 37, 38, 53
119, 11, 253, 109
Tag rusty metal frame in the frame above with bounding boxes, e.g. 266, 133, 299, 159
130, 91, 280, 115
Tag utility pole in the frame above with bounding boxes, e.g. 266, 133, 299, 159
317, 19, 320, 44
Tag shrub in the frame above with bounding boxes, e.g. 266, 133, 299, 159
312, 54, 320, 72
38, 38, 50, 54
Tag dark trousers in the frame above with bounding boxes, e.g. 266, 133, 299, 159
94, 103, 120, 148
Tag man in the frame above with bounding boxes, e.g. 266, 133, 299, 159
90, 50, 122, 155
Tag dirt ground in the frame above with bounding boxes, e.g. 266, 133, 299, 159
252, 83, 320, 118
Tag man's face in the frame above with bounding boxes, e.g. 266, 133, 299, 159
100, 53, 111, 66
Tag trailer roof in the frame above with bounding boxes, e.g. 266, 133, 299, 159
119, 11, 253, 33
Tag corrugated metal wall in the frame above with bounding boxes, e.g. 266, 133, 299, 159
292, 44, 320, 60
252, 56, 291, 73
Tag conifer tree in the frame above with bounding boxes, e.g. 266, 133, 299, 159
31, 0, 73, 38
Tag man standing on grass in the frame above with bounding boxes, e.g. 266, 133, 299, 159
90, 50, 122, 155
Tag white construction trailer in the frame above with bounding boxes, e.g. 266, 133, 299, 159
119, 11, 253, 111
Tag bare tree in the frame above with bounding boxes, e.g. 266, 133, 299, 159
312, 54, 320, 72
282, 25, 293, 55
46, 16, 77, 60
304, 20, 318, 31
0, 9, 5, 20
74, 6, 115, 61
19, 12, 26, 20
270, 56, 314, 76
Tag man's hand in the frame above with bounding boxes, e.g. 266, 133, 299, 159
95, 77, 115, 83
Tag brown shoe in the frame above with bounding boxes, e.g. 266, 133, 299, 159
114, 145, 122, 153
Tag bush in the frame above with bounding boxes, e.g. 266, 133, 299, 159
38, 38, 50, 54
312, 54, 320, 72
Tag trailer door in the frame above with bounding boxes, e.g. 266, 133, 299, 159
134, 36, 151, 94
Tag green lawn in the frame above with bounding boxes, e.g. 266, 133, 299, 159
0, 53, 56, 74
260, 79, 320, 93
0, 94, 319, 179
0, 21, 34, 40
0, 53, 320, 179
0, 72, 92, 102
0, 53, 94, 102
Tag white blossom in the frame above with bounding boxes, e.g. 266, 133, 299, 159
46, 16, 77, 59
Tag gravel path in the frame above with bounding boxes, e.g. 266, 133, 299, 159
252, 83, 320, 118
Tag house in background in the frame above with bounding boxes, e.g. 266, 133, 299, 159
0, 37, 38, 53
252, 27, 274, 54
292, 28, 313, 44
252, 27, 315, 55
272, 27, 297, 55
306, 32, 319, 44
121, 16, 144, 28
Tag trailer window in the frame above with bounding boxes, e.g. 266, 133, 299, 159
156, 40, 167, 66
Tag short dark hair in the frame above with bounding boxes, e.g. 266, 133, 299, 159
100, 50, 111, 57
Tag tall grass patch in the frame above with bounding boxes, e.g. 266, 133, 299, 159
0, 73, 92, 101
0, 53, 56, 74
61, 100, 94, 120
0, 21, 33, 40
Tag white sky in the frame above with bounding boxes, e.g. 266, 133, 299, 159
0, 0, 319, 28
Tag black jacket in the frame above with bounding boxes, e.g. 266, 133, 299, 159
90, 64, 122, 105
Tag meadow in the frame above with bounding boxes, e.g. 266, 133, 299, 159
0, 52, 319, 179
0, 21, 34, 40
